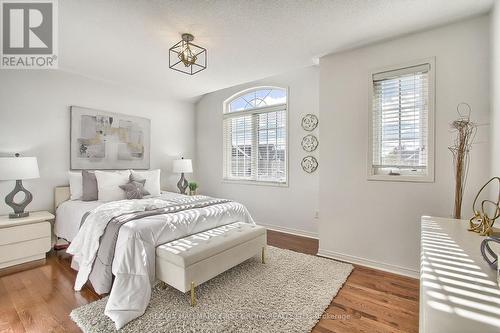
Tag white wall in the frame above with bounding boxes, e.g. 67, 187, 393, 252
318, 16, 490, 277
491, 5, 500, 184
195, 66, 319, 237
0, 70, 195, 215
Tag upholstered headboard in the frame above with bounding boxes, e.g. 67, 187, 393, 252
55, 186, 70, 211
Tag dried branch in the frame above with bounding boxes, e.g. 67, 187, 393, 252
448, 103, 477, 219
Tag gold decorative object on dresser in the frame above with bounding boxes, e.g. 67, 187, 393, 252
469, 177, 500, 236
0, 211, 54, 274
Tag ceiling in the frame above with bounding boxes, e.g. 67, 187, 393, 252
59, 0, 493, 101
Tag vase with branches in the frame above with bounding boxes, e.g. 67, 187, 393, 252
448, 103, 477, 219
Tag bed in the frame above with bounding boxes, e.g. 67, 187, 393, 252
54, 186, 255, 329
55, 199, 102, 242
54, 187, 186, 242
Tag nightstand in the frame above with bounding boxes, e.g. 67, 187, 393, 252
0, 211, 54, 272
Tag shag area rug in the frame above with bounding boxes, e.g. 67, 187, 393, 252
71, 246, 353, 333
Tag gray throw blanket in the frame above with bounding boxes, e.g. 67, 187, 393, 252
84, 197, 231, 294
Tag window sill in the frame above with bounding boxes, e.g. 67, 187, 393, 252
222, 179, 289, 188
367, 174, 434, 183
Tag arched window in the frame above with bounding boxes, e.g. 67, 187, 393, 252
223, 87, 288, 184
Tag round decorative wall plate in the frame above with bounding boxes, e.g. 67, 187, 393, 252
301, 134, 319, 152
301, 114, 318, 131
301, 156, 318, 173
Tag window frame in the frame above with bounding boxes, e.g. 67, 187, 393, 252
222, 86, 289, 187
367, 58, 435, 183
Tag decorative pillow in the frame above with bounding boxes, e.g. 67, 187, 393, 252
119, 178, 150, 199
131, 169, 161, 196
82, 170, 98, 201
129, 175, 150, 195
68, 171, 83, 200
94, 170, 131, 202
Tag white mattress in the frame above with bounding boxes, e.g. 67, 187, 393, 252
54, 191, 186, 242
55, 200, 103, 242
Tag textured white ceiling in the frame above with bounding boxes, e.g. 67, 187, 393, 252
59, 0, 493, 101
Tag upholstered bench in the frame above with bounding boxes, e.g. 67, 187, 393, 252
155, 222, 267, 306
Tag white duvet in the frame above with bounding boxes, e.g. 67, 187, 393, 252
67, 194, 254, 329
54, 200, 103, 242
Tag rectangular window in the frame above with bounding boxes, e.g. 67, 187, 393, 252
369, 60, 434, 182
223, 89, 287, 185
257, 110, 287, 182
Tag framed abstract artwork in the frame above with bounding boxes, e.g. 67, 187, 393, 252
70, 106, 151, 170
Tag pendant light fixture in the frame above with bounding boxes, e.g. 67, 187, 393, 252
169, 33, 207, 75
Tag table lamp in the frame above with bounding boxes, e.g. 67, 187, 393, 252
172, 157, 192, 194
0, 154, 39, 218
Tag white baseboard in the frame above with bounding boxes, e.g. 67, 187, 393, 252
256, 222, 318, 239
257, 224, 418, 279
317, 248, 419, 279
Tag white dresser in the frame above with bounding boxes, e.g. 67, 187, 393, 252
0, 211, 53, 270
420, 216, 500, 332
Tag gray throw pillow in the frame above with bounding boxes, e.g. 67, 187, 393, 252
82, 170, 98, 201
130, 173, 152, 197
130, 173, 145, 184
119, 178, 150, 199
128, 174, 149, 194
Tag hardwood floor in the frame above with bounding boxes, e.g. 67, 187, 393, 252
0, 251, 99, 333
267, 230, 420, 333
0, 230, 419, 333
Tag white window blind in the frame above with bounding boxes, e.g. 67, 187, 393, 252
223, 87, 287, 184
371, 63, 433, 179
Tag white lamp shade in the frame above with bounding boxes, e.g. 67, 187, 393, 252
0, 157, 40, 180
172, 159, 193, 173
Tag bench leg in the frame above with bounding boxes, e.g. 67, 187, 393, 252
190, 281, 196, 306
261, 246, 266, 264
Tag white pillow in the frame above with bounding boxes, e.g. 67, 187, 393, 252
68, 171, 82, 200
131, 169, 161, 196
94, 170, 131, 202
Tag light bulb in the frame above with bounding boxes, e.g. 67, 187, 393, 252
178, 41, 197, 67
